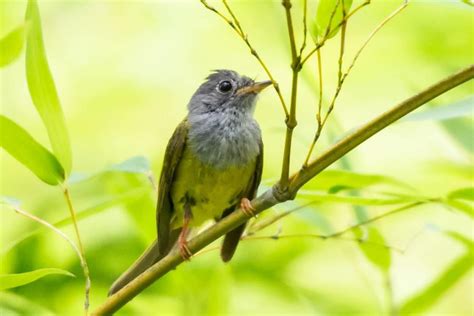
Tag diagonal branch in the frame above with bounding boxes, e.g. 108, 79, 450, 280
92, 65, 474, 316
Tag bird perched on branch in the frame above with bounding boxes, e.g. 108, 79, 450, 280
109, 70, 271, 295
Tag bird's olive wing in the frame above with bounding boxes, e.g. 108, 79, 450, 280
156, 119, 188, 256
220, 139, 264, 262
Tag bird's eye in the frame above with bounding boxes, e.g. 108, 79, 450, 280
217, 81, 233, 93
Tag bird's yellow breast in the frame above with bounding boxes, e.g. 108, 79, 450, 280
170, 145, 256, 229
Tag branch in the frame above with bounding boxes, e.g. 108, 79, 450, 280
92, 65, 474, 315
279, 0, 301, 188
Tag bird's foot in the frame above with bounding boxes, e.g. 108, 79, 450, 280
179, 238, 192, 261
240, 198, 257, 218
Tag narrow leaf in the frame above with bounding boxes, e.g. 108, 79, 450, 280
461, 0, 473, 7
404, 96, 474, 122
444, 199, 473, 218
0, 24, 25, 67
400, 251, 473, 314
0, 268, 74, 290
25, 0, 72, 175
447, 187, 474, 201
354, 226, 391, 273
0, 115, 64, 185
445, 231, 473, 249
305, 169, 411, 192
312, 0, 353, 41
298, 190, 416, 206
0, 292, 53, 315
107, 156, 151, 174
442, 118, 474, 153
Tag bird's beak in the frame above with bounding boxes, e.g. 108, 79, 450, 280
236, 80, 272, 96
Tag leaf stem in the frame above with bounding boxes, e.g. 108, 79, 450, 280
63, 187, 91, 315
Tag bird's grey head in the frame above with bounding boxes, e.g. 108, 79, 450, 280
187, 69, 271, 116
186, 70, 271, 169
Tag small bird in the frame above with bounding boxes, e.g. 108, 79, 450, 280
109, 70, 271, 295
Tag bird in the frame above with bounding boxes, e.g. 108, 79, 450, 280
109, 69, 271, 295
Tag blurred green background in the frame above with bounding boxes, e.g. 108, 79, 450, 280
1, 0, 473, 315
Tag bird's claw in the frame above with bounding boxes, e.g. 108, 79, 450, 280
179, 240, 192, 261
240, 198, 256, 218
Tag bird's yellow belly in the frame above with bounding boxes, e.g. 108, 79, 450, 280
170, 146, 256, 229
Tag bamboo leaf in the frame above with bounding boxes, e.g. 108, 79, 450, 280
25, 0, 72, 175
461, 0, 473, 7
0, 115, 64, 185
354, 226, 391, 273
444, 199, 473, 218
447, 187, 474, 201
1, 188, 148, 255
400, 251, 473, 314
312, 0, 353, 41
107, 156, 151, 174
0, 24, 25, 67
305, 169, 411, 192
298, 190, 416, 206
445, 231, 473, 249
0, 268, 74, 290
404, 96, 474, 122
0, 292, 53, 315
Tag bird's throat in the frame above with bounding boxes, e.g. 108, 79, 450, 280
187, 110, 261, 169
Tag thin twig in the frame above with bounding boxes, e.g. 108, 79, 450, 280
200, 0, 289, 117
246, 200, 319, 235
298, 0, 308, 56
303, 0, 406, 165
341, 0, 408, 84
63, 187, 91, 314
10, 205, 90, 315
301, 0, 371, 66
279, 0, 300, 190
338, 0, 348, 83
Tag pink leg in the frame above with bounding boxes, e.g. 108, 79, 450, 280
240, 198, 256, 218
178, 204, 193, 261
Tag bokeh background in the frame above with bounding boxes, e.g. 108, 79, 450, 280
1, 0, 473, 315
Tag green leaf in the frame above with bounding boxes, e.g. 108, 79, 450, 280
312, 0, 353, 41
354, 226, 391, 273
0, 268, 74, 290
447, 187, 474, 201
298, 190, 416, 206
25, 0, 72, 175
0, 115, 64, 185
0, 24, 25, 67
444, 199, 473, 218
107, 156, 151, 174
0, 292, 53, 315
400, 251, 473, 314
1, 187, 148, 255
404, 96, 474, 122
442, 118, 474, 153
445, 231, 473, 250
461, 0, 473, 7
305, 169, 411, 192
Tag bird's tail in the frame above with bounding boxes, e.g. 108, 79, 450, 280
108, 239, 162, 296
108, 229, 181, 296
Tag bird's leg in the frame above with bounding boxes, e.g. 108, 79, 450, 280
178, 203, 193, 261
240, 198, 257, 218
